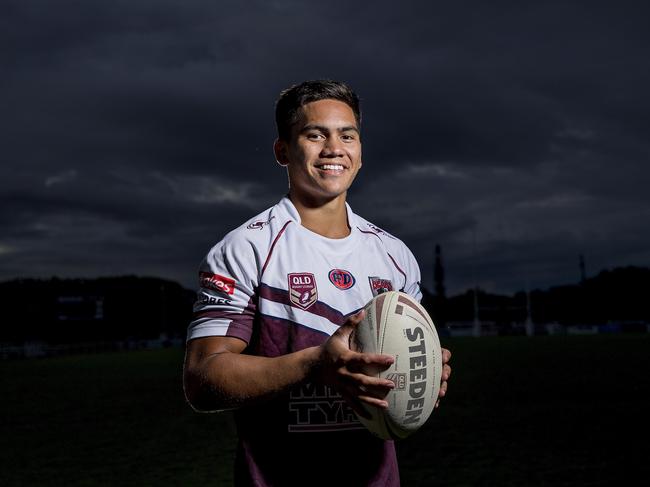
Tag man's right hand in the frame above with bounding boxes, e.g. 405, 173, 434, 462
315, 310, 396, 419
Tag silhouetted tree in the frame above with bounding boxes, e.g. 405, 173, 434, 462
0, 276, 195, 344
2, 266, 649, 345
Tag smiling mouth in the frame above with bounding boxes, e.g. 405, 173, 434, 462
315, 164, 346, 171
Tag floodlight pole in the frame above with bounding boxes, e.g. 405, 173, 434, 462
472, 226, 481, 337
524, 272, 534, 336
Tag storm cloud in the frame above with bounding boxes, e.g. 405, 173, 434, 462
2, 0, 649, 294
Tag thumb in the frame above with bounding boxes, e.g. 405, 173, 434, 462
349, 308, 366, 325
341, 309, 365, 331
344, 309, 366, 350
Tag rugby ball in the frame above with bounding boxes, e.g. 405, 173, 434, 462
352, 291, 442, 440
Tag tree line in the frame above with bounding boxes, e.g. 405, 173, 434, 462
422, 265, 650, 333
1, 265, 649, 345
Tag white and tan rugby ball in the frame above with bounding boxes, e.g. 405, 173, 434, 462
352, 291, 442, 440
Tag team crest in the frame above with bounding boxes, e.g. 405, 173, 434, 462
288, 273, 318, 310
368, 276, 393, 297
328, 269, 356, 290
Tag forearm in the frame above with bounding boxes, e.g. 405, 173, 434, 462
184, 345, 322, 412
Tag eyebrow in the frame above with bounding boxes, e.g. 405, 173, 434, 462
299, 124, 360, 135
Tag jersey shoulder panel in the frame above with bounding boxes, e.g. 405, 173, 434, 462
188, 200, 297, 342
207, 202, 295, 277
354, 214, 410, 256
220, 204, 279, 248
352, 212, 422, 301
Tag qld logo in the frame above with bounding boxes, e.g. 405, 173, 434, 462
288, 273, 318, 310
328, 269, 356, 290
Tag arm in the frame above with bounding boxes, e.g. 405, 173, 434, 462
183, 310, 396, 416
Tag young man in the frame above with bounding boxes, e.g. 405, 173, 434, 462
183, 80, 452, 486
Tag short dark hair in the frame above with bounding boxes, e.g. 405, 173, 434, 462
275, 79, 361, 140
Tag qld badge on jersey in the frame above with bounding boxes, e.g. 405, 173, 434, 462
288, 273, 318, 310
368, 276, 393, 297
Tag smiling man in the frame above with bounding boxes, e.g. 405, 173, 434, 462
183, 80, 452, 486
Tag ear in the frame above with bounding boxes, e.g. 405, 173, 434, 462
274, 138, 289, 167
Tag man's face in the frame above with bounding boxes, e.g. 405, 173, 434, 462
276, 99, 362, 206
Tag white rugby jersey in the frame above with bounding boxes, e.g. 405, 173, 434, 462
187, 196, 421, 487
188, 196, 421, 345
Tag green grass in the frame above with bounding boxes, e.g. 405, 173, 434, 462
1, 349, 237, 486
2, 335, 649, 486
397, 334, 650, 486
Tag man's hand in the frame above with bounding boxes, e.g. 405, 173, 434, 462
316, 310, 396, 419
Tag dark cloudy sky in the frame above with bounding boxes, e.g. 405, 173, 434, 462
2, 1, 649, 295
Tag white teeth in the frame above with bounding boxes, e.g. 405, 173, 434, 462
320, 164, 344, 170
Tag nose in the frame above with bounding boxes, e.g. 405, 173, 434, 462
320, 136, 344, 158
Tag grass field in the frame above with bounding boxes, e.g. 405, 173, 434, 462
2, 334, 649, 486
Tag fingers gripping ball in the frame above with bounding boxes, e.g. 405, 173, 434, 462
352, 291, 443, 440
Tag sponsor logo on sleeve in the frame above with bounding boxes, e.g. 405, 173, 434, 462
246, 215, 275, 230
288, 273, 318, 310
198, 294, 232, 306
328, 269, 355, 290
199, 272, 236, 295
368, 276, 394, 297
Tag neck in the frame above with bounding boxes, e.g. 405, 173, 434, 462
288, 191, 350, 238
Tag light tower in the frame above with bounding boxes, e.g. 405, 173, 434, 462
524, 274, 534, 336
471, 227, 481, 337
472, 284, 481, 337
579, 254, 587, 284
